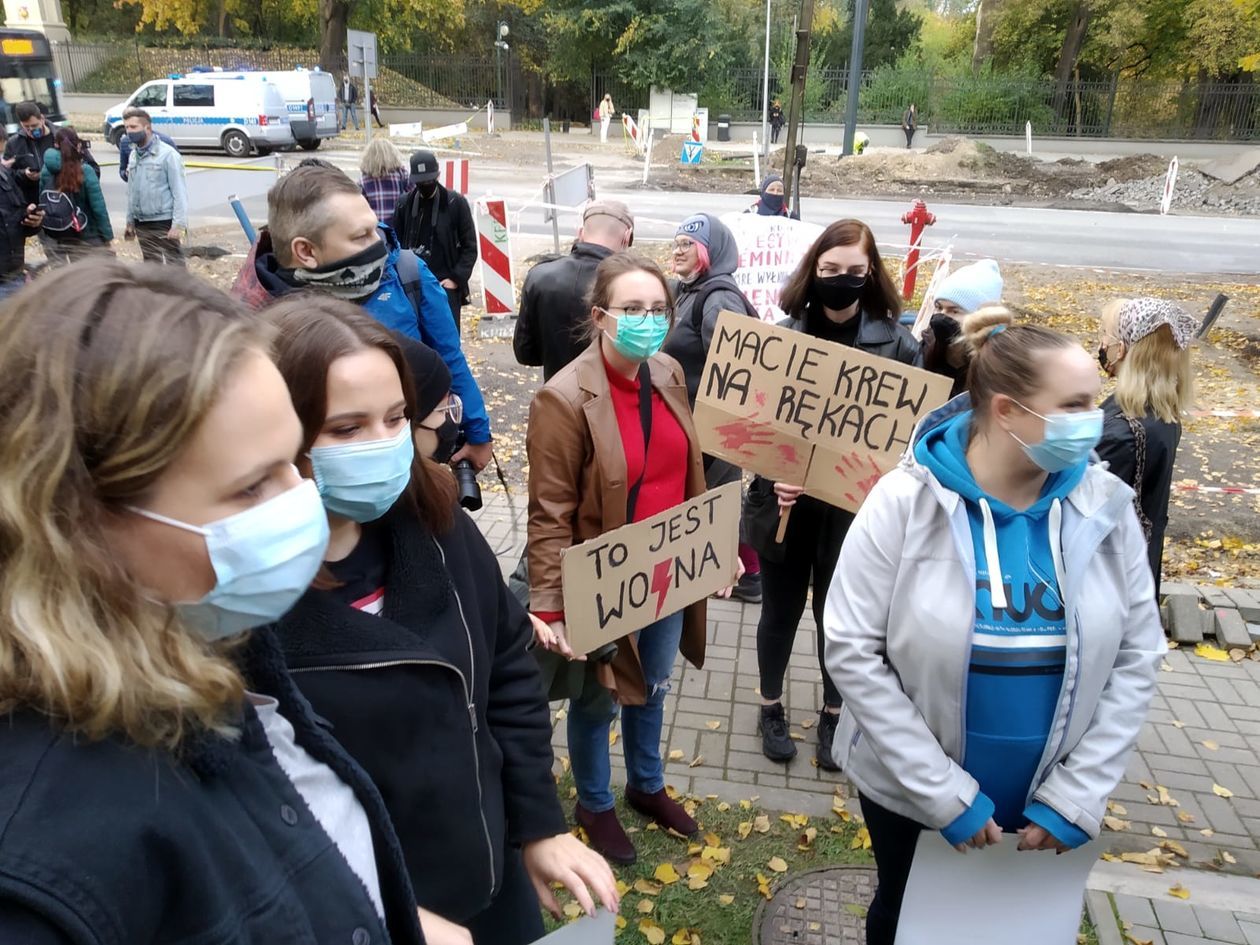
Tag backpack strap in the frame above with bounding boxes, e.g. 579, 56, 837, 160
690, 276, 757, 332
396, 248, 425, 318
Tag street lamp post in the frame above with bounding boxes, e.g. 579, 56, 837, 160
761, 0, 772, 158
494, 21, 509, 110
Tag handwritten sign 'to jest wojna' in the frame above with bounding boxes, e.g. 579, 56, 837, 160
560, 483, 741, 656
693, 311, 953, 513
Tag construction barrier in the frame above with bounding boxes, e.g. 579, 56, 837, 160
622, 113, 644, 154
441, 158, 470, 194
475, 198, 515, 316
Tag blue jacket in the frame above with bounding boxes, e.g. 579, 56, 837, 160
125, 135, 187, 228
118, 130, 177, 181
249, 225, 491, 445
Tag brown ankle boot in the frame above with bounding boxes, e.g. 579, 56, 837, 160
575, 802, 636, 864
625, 786, 698, 836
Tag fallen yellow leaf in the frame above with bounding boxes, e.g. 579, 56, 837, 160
1103, 816, 1131, 831
738, 822, 752, 840
689, 754, 704, 768
801, 718, 815, 729
1213, 783, 1235, 798
739, 799, 752, 810
852, 826, 872, 850
671, 931, 697, 945
755, 872, 772, 900
638, 918, 666, 945
686, 876, 708, 891
1156, 785, 1179, 807
609, 729, 618, 747
718, 894, 735, 906
717, 802, 731, 812
703, 831, 721, 848
616, 916, 627, 930
1219, 850, 1238, 865
1151, 826, 1168, 838
667, 749, 684, 762
768, 855, 789, 873
1160, 840, 1189, 859
1107, 801, 1128, 816
563, 901, 583, 919
705, 720, 721, 730
701, 846, 731, 865
794, 897, 807, 909
1176, 811, 1196, 824
1125, 935, 1154, 945
1195, 642, 1231, 662
616, 880, 631, 897
1168, 884, 1190, 900
634, 879, 662, 896
1171, 720, 1185, 728
654, 863, 679, 885
637, 900, 655, 914
1201, 828, 1216, 838
798, 827, 818, 851
687, 862, 714, 882
1202, 739, 1219, 751
753, 815, 771, 834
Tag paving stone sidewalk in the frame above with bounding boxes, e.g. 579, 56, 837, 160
470, 493, 1260, 871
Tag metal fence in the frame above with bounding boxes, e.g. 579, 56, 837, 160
53, 41, 522, 112
594, 65, 1260, 141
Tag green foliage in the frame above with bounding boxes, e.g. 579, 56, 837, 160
934, 68, 1058, 134
813, 0, 925, 70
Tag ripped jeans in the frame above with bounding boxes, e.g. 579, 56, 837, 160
568, 611, 686, 813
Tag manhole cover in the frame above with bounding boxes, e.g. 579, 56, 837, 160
755, 866, 876, 945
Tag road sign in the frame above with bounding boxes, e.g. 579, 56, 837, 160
347, 29, 377, 79
680, 140, 704, 165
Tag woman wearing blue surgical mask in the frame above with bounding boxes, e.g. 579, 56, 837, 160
265, 295, 618, 945
0, 259, 426, 945
526, 253, 739, 866
821, 307, 1165, 945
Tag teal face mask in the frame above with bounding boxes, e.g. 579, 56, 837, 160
309, 425, 414, 522
603, 310, 671, 361
1011, 404, 1103, 473
128, 477, 330, 642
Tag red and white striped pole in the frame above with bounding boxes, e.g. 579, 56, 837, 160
475, 198, 515, 316
440, 158, 469, 194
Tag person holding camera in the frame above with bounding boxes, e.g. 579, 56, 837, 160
265, 294, 618, 945
527, 252, 739, 865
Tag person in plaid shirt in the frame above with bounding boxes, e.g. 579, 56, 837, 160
359, 138, 410, 223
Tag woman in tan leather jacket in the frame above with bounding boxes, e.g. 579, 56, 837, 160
526, 253, 715, 866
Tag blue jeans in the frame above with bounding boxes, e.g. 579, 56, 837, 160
568, 611, 685, 813
340, 103, 359, 129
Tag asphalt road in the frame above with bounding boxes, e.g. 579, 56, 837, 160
95, 150, 1260, 275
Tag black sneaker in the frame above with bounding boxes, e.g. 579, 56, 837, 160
816, 708, 841, 771
731, 571, 763, 604
758, 702, 797, 762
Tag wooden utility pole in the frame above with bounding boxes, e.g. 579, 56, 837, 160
780, 0, 815, 210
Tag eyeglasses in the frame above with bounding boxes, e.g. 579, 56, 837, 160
600, 305, 673, 326
671, 239, 696, 253
434, 393, 463, 425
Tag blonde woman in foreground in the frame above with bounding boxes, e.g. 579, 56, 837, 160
0, 259, 425, 945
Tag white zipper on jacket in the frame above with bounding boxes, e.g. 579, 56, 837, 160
434, 539, 497, 900
977, 497, 1007, 610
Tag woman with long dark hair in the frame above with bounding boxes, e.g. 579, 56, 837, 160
745, 219, 921, 770
39, 126, 112, 261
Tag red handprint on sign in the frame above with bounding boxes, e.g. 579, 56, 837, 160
835, 452, 886, 507
714, 418, 777, 456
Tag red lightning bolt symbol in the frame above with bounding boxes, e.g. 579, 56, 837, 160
650, 558, 672, 619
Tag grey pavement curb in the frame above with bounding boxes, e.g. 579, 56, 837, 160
1087, 890, 1125, 945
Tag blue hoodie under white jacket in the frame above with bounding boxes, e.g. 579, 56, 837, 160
823, 395, 1165, 844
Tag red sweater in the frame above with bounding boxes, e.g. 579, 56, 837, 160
535, 357, 689, 624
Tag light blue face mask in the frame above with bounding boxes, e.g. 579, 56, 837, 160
603, 310, 671, 361
308, 425, 414, 523
128, 477, 330, 642
1011, 403, 1104, 473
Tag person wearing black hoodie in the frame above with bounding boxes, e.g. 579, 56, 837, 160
744, 218, 921, 771
746, 174, 799, 219
266, 295, 618, 945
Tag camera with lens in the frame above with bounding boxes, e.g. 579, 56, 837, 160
451, 434, 482, 511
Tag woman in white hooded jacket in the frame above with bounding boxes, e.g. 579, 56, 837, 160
821, 308, 1165, 945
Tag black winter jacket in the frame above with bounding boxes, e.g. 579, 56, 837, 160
744, 306, 922, 563
1096, 394, 1181, 597
276, 504, 566, 924
0, 166, 40, 280
0, 629, 426, 945
391, 183, 477, 301
513, 241, 613, 380
3, 131, 100, 204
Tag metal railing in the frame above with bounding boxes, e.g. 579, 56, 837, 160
594, 65, 1260, 141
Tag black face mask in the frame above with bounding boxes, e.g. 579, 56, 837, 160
418, 181, 438, 199
813, 274, 866, 312
929, 313, 962, 349
429, 416, 460, 464
1097, 345, 1110, 371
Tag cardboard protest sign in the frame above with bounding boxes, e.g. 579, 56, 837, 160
561, 483, 741, 655
720, 213, 823, 323
694, 311, 953, 513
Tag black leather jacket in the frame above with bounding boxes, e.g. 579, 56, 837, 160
513, 241, 613, 380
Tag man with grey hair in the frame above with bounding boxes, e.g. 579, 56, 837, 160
230, 163, 494, 471
513, 199, 634, 380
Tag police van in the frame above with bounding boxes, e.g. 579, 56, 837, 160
247, 68, 339, 150
104, 74, 293, 157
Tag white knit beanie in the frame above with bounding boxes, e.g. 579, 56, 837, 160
936, 259, 1004, 314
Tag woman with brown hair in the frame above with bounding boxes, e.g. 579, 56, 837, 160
1096, 297, 1197, 596
0, 259, 425, 944
527, 252, 736, 865
39, 125, 113, 260
823, 307, 1162, 944
745, 218, 922, 770
265, 295, 617, 945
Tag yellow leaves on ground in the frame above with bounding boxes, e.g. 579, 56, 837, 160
1202, 739, 1219, 751
1176, 811, 1196, 824
703, 831, 721, 848
737, 822, 752, 840
705, 720, 721, 730
1107, 801, 1128, 816
1168, 884, 1191, 900
718, 895, 735, 906
688, 755, 704, 768
1126, 935, 1154, 945
798, 827, 818, 851
753, 814, 771, 834
1103, 816, 1132, 832
1214, 783, 1235, 798
616, 880, 632, 897
755, 873, 773, 900
671, 930, 701, 945
667, 749, 684, 762
1151, 826, 1169, 838
852, 826, 872, 850
767, 856, 789, 873
794, 897, 807, 909
638, 918, 666, 944
1118, 848, 1178, 872
1216, 850, 1239, 866
654, 863, 680, 885
609, 729, 619, 747
717, 802, 731, 812
780, 813, 809, 830
562, 901, 583, 919
634, 878, 662, 896
701, 845, 731, 865
800, 718, 815, 729
1195, 642, 1232, 662
637, 899, 656, 914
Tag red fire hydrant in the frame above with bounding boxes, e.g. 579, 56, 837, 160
900, 199, 936, 302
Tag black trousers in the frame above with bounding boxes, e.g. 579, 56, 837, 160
463, 845, 544, 945
771, 124, 782, 143
755, 496, 852, 708
904, 127, 915, 149
445, 286, 463, 331
135, 220, 184, 266
860, 793, 926, 945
